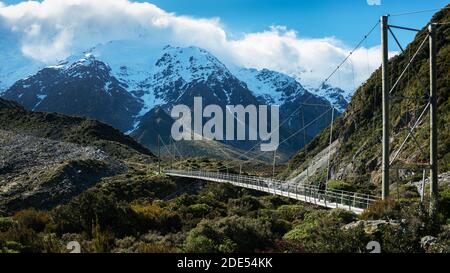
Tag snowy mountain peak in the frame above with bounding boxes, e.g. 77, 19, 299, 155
234, 67, 307, 105
43, 53, 113, 84
136, 45, 251, 115
2, 53, 141, 132
153, 45, 231, 84
70, 53, 98, 68
313, 83, 349, 112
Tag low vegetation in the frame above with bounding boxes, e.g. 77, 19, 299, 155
1, 165, 449, 253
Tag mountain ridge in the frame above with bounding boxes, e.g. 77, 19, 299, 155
1, 43, 348, 159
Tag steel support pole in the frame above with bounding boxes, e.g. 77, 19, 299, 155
326, 106, 335, 191
272, 150, 277, 179
421, 169, 426, 203
170, 138, 173, 170
381, 16, 390, 199
429, 23, 438, 216
157, 135, 161, 174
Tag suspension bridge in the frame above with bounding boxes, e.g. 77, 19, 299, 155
165, 170, 379, 214
162, 9, 448, 215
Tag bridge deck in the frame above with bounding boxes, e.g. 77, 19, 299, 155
165, 170, 380, 214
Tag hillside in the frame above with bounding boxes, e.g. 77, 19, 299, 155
0, 98, 22, 110
0, 101, 154, 161
0, 98, 156, 212
284, 7, 450, 195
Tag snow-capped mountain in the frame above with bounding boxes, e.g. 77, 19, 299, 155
63, 43, 261, 115
233, 68, 350, 114
312, 83, 349, 113
1, 42, 348, 156
80, 40, 158, 92
2, 54, 142, 132
234, 68, 308, 105
232, 67, 337, 143
141, 45, 258, 112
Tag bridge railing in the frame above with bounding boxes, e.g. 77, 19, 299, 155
165, 170, 380, 210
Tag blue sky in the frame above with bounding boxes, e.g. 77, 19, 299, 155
147, 0, 447, 47
3, 0, 446, 48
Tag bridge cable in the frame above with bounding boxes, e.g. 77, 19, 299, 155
214, 20, 381, 171
212, 107, 333, 174
388, 7, 450, 17
158, 135, 179, 170
389, 34, 429, 95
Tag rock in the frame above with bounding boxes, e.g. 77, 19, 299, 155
420, 236, 438, 250
343, 220, 401, 234
409, 172, 450, 196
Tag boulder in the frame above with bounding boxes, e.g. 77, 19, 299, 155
420, 236, 438, 250
343, 220, 401, 234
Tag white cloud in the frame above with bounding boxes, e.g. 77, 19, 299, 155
226, 26, 386, 90
367, 0, 382, 6
0, 0, 388, 91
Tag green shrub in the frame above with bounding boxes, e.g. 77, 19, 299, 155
432, 225, 450, 253
284, 210, 370, 252
51, 188, 139, 236
0, 241, 24, 253
184, 235, 217, 253
87, 222, 116, 253
185, 204, 213, 218
218, 238, 238, 253
360, 198, 402, 220
0, 225, 40, 253
101, 175, 176, 202
328, 209, 358, 224
185, 216, 274, 253
199, 183, 242, 203
169, 194, 200, 209
277, 205, 310, 222
137, 243, 179, 253
282, 210, 328, 242
376, 224, 422, 253
271, 219, 293, 236
0, 217, 16, 232
259, 195, 291, 209
326, 180, 356, 192
131, 203, 181, 233
439, 189, 450, 221
13, 209, 52, 233
227, 196, 262, 216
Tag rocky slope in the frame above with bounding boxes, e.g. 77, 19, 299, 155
0, 98, 156, 212
0, 130, 122, 212
0, 101, 154, 160
0, 98, 22, 111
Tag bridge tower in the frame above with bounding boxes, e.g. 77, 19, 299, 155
381, 15, 390, 200
380, 16, 438, 215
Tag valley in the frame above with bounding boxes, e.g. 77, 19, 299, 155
0, 2, 449, 255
